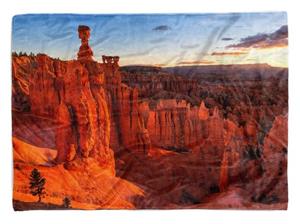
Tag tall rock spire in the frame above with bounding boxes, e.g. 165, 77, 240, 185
77, 25, 94, 62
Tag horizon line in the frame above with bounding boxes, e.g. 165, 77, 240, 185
12, 51, 288, 69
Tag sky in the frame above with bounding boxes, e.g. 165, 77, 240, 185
12, 13, 288, 67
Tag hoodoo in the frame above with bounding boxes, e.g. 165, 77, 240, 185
77, 25, 94, 61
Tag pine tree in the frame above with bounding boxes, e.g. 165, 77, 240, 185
29, 168, 46, 203
63, 197, 71, 208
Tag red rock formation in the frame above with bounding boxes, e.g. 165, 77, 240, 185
77, 25, 94, 62
264, 115, 288, 155
254, 114, 288, 203
139, 100, 226, 152
198, 101, 209, 120
12, 53, 115, 174
107, 84, 151, 154
102, 55, 122, 86
219, 149, 229, 191
141, 99, 190, 151
207, 107, 224, 147
219, 119, 244, 191
100, 56, 151, 155
121, 71, 200, 105
12, 27, 151, 173
244, 117, 259, 145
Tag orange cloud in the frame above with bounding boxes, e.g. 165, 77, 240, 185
177, 60, 215, 65
211, 51, 248, 56
252, 38, 288, 49
153, 63, 167, 67
227, 25, 288, 49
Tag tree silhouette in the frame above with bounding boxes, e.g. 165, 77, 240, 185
62, 197, 71, 208
29, 168, 46, 203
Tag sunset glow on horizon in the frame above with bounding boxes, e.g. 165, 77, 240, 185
12, 13, 288, 68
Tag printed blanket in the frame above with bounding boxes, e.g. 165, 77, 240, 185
12, 13, 288, 210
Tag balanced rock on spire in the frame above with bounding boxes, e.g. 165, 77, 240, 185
77, 25, 94, 62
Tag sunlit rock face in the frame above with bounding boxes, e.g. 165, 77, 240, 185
11, 26, 151, 176
101, 57, 151, 155
139, 99, 190, 151
138, 99, 226, 153
12, 54, 115, 174
77, 25, 94, 62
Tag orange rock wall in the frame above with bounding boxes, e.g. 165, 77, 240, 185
12, 55, 115, 174
104, 66, 151, 154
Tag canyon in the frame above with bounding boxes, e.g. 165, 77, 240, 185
12, 26, 288, 210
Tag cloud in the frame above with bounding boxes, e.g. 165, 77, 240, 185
177, 60, 215, 65
227, 25, 288, 49
153, 63, 167, 67
211, 51, 247, 56
221, 37, 234, 41
152, 25, 171, 31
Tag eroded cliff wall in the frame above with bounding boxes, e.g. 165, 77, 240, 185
12, 54, 115, 174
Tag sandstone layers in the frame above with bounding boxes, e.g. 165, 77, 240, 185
12, 27, 151, 174
77, 25, 94, 62
121, 64, 288, 207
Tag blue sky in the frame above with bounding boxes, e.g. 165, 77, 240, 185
12, 13, 288, 67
